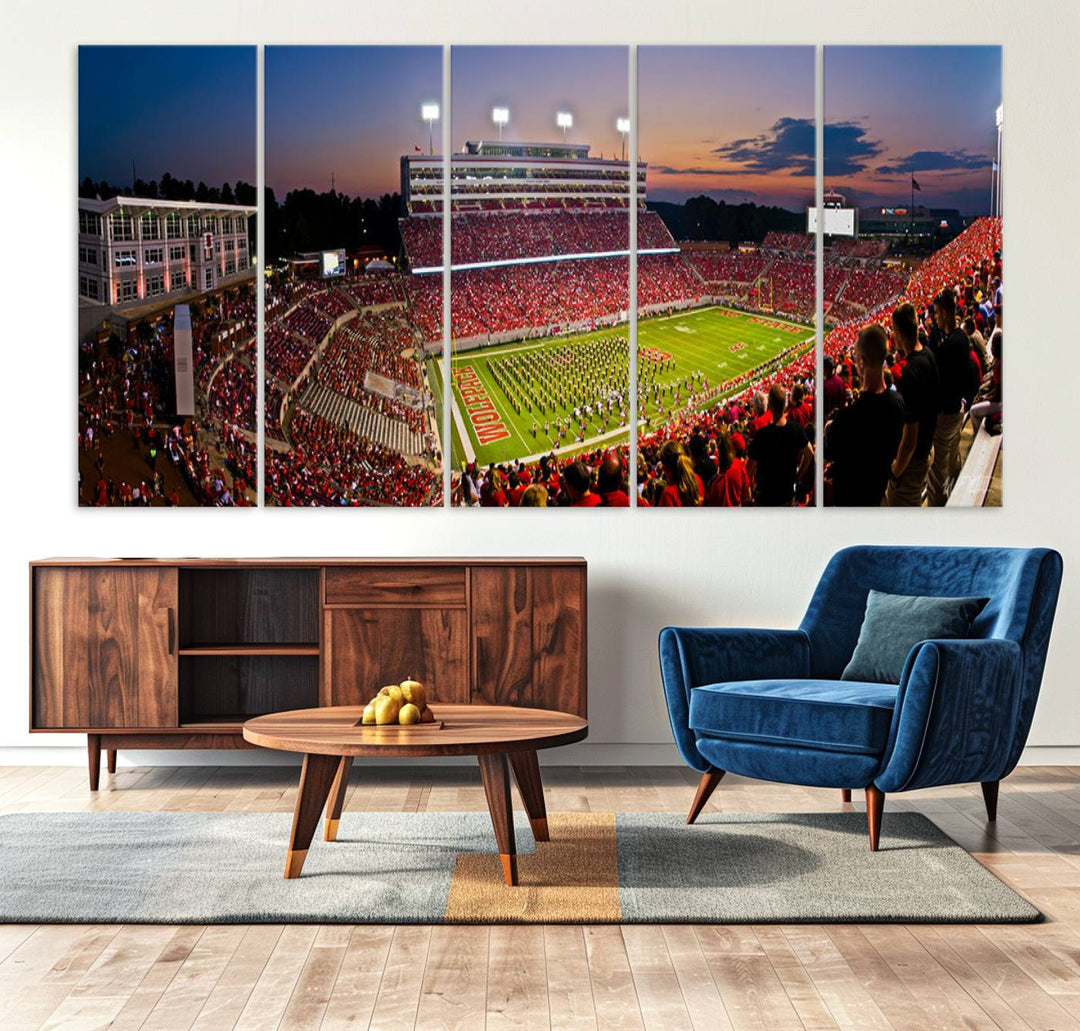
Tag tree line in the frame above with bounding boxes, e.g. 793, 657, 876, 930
79, 173, 257, 208
79, 173, 258, 251
649, 196, 803, 245
264, 188, 403, 264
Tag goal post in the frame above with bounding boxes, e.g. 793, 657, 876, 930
753, 274, 774, 313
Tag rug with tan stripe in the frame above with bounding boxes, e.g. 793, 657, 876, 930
0, 810, 1039, 923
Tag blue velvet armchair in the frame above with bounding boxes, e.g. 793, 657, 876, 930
659, 546, 1063, 850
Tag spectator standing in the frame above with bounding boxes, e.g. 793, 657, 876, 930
747, 385, 813, 506
886, 302, 940, 506
824, 324, 904, 506
822, 356, 845, 417
927, 289, 978, 505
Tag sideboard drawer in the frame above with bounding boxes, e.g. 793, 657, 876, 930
325, 566, 467, 607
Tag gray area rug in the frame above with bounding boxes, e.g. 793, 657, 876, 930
0, 810, 1039, 924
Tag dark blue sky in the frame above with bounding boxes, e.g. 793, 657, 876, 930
266, 46, 442, 198
79, 46, 256, 188
826, 46, 1002, 213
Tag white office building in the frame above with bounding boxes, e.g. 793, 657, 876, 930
78, 196, 256, 309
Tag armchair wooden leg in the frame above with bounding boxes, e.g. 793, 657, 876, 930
841, 789, 851, 803
866, 785, 885, 852
981, 780, 999, 821
687, 768, 725, 825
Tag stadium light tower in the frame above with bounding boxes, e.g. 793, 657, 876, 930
492, 106, 509, 141
616, 117, 630, 161
421, 102, 440, 156
556, 111, 573, 143
994, 103, 1003, 218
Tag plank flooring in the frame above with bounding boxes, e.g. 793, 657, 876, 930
1, 763, 1079, 1029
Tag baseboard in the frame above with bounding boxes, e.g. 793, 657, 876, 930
0, 742, 684, 767
1018, 745, 1080, 766
1, 742, 1078, 767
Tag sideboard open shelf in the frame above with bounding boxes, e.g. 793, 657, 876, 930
30, 558, 587, 788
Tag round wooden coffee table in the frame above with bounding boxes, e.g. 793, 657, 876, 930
243, 704, 588, 886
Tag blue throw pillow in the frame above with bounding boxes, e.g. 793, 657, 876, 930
841, 590, 989, 684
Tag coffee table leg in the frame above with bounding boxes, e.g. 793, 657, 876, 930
509, 750, 549, 842
478, 752, 518, 886
324, 756, 354, 842
285, 753, 340, 879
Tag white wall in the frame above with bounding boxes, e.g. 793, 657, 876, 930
1, 0, 1078, 767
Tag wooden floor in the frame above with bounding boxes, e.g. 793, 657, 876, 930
1, 762, 1079, 1030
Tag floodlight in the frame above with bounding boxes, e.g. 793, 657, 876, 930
421, 102, 440, 156
557, 111, 573, 142
493, 106, 509, 140
616, 117, 630, 160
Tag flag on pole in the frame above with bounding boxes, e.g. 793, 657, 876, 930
414, 145, 422, 153
911, 175, 922, 191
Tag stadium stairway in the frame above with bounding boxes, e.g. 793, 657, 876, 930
298, 381, 424, 456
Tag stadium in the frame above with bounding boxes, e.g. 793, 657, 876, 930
264, 134, 1002, 508
78, 198, 259, 506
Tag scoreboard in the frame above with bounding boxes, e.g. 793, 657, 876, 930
806, 206, 857, 237
321, 249, 346, 278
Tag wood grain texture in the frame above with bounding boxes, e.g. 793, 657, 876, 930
284, 753, 340, 878
31, 560, 587, 748
532, 565, 587, 717
470, 566, 534, 707
509, 749, 549, 841
33, 567, 91, 728
326, 607, 468, 707
243, 703, 588, 758
33, 557, 585, 568
96, 732, 260, 750
33, 567, 177, 730
324, 565, 466, 607
477, 752, 517, 885
470, 564, 587, 715
2, 765, 1080, 1031
324, 756, 353, 841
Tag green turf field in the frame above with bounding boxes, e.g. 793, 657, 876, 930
430, 306, 813, 468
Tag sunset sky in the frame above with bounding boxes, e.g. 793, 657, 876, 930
266, 46, 441, 198
90, 44, 1000, 216
79, 47, 255, 188
639, 46, 815, 210
267, 46, 628, 199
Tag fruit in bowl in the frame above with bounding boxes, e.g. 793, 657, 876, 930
359, 678, 436, 727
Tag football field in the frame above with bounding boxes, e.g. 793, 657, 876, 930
429, 306, 812, 468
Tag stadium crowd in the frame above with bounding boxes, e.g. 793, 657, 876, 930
822, 217, 1002, 506
79, 295, 255, 506
264, 284, 440, 506
265, 410, 440, 507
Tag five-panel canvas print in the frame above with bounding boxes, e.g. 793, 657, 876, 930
77, 45, 1003, 509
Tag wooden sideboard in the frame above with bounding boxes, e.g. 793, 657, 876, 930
30, 558, 587, 788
